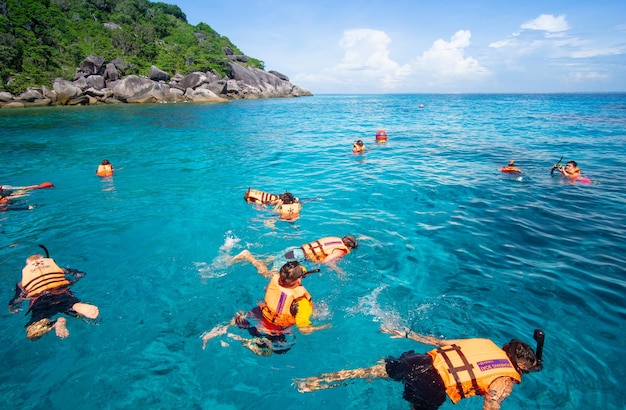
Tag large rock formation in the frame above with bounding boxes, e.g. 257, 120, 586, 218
1, 54, 312, 109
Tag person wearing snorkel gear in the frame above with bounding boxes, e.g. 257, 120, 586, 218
352, 140, 366, 153
201, 261, 330, 356
232, 235, 359, 277
295, 325, 545, 410
498, 160, 522, 174
551, 160, 580, 179
273, 191, 302, 221
96, 159, 114, 177
8, 249, 99, 340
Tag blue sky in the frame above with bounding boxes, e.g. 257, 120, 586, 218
169, 0, 626, 94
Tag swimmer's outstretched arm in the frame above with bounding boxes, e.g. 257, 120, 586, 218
294, 361, 388, 393
380, 325, 454, 346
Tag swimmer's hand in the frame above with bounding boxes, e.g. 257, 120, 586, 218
9, 305, 20, 313
293, 376, 333, 393
380, 325, 407, 338
66, 268, 85, 279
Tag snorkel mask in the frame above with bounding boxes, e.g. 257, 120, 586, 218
504, 328, 545, 374
279, 261, 320, 284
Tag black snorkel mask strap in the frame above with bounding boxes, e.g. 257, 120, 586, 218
528, 328, 545, 373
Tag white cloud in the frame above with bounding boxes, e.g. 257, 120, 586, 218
412, 30, 488, 77
571, 46, 625, 58
301, 28, 488, 92
521, 14, 570, 33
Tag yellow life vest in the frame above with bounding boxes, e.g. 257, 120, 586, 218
21, 258, 70, 298
244, 188, 279, 205
97, 164, 113, 176
260, 274, 311, 327
301, 237, 349, 263
428, 338, 521, 404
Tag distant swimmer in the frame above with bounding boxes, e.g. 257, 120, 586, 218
243, 188, 281, 205
273, 191, 302, 221
375, 130, 388, 144
233, 235, 358, 276
352, 140, 367, 153
201, 261, 330, 356
499, 160, 523, 174
96, 159, 114, 177
551, 159, 591, 184
0, 182, 54, 192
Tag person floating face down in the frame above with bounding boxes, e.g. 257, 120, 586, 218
295, 325, 545, 410
96, 159, 114, 177
273, 191, 303, 221
8, 253, 99, 340
201, 261, 330, 356
232, 235, 358, 278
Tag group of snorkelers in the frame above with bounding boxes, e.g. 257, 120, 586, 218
6, 140, 550, 409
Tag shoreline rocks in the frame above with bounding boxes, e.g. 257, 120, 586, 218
1, 54, 312, 109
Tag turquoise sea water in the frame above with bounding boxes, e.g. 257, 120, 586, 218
1, 94, 625, 409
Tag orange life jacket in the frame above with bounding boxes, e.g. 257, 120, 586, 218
97, 164, 113, 176
244, 188, 280, 205
21, 258, 70, 298
260, 274, 311, 327
301, 237, 349, 263
428, 338, 521, 404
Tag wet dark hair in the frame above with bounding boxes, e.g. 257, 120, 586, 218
279, 261, 305, 285
503, 340, 537, 374
101, 159, 110, 165
342, 235, 358, 249
354, 140, 364, 146
280, 192, 297, 204
566, 160, 578, 167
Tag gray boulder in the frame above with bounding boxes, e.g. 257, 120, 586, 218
81, 54, 106, 76
149, 65, 170, 82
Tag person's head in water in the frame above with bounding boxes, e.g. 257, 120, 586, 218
280, 192, 297, 204
341, 235, 358, 249
502, 339, 538, 374
26, 254, 44, 264
279, 261, 307, 287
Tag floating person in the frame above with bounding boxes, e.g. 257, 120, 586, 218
8, 246, 99, 340
352, 140, 367, 154
201, 261, 330, 356
551, 158, 591, 184
498, 160, 523, 174
419, 104, 424, 109
294, 325, 545, 410
96, 159, 114, 177
233, 235, 358, 277
0, 181, 54, 193
375, 129, 388, 144
0, 191, 35, 212
273, 191, 302, 221
243, 188, 281, 205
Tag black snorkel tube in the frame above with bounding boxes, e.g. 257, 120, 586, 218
550, 157, 563, 175
529, 328, 545, 372
302, 268, 321, 278
38, 244, 50, 258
